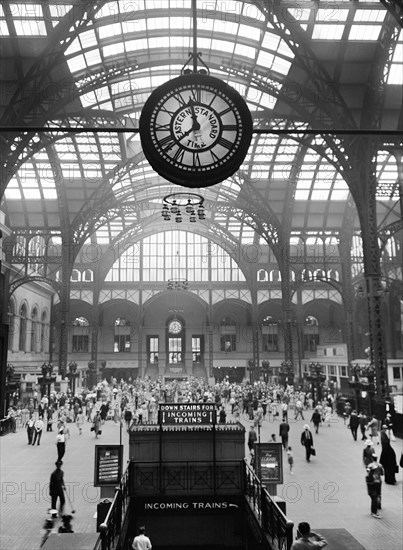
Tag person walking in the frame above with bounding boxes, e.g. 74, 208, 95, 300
290, 522, 327, 549
92, 411, 101, 438
287, 446, 294, 475
247, 425, 258, 455
294, 399, 305, 420
279, 420, 290, 450
76, 408, 84, 435
132, 525, 152, 550
281, 401, 288, 422
348, 410, 360, 441
32, 415, 44, 446
379, 432, 398, 485
56, 428, 66, 462
300, 424, 314, 462
367, 415, 379, 445
26, 415, 35, 444
49, 461, 66, 516
363, 440, 375, 468
358, 412, 367, 441
366, 454, 384, 518
310, 408, 321, 434
383, 413, 395, 441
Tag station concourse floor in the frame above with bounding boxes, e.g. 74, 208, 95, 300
0, 405, 402, 550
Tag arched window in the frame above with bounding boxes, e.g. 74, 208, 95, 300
257, 269, 268, 282
83, 269, 93, 282
220, 317, 237, 352
304, 316, 319, 351
114, 318, 131, 353
19, 303, 28, 351
72, 316, 89, 352
31, 307, 38, 352
7, 301, 16, 351
71, 269, 81, 282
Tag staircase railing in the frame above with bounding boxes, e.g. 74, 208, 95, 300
244, 460, 294, 550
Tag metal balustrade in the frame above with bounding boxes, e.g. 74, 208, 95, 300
94, 458, 294, 550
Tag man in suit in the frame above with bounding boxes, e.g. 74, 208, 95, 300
279, 420, 290, 450
300, 425, 314, 462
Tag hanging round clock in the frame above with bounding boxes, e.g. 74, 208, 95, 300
139, 73, 253, 188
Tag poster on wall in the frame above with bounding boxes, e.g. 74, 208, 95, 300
254, 443, 283, 486
94, 445, 123, 486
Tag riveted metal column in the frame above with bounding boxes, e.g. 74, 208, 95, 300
208, 289, 214, 380
358, 152, 389, 399
338, 233, 358, 365
58, 240, 73, 378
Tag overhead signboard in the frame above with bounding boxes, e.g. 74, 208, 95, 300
158, 403, 217, 425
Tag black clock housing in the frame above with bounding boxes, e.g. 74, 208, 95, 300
139, 73, 253, 188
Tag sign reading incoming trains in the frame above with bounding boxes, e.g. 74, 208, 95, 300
159, 403, 216, 425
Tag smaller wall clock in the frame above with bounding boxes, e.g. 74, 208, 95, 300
168, 319, 183, 334
139, 73, 253, 188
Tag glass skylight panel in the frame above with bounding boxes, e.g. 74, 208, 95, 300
348, 25, 382, 41
49, 5, 72, 19
125, 38, 148, 51
0, 21, 9, 36
22, 189, 42, 199
234, 43, 256, 59
103, 43, 125, 57
238, 24, 259, 40
387, 38, 403, 85
198, 18, 214, 32
311, 190, 329, 200
261, 33, 280, 52
271, 57, 292, 75
85, 50, 102, 66
211, 38, 234, 54
353, 9, 386, 22
67, 55, 87, 73
80, 29, 98, 48
331, 189, 349, 200
0, 5, 4, 16
5, 187, 22, 199
14, 19, 46, 36
312, 24, 345, 40
316, 9, 349, 22
148, 36, 169, 49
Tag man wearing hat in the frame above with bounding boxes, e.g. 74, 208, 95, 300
49, 461, 66, 516
363, 440, 374, 468
300, 425, 314, 462
132, 525, 152, 550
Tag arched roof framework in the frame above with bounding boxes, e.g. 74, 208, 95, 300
0, 0, 402, 277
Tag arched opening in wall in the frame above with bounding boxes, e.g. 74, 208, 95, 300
82, 269, 93, 282
31, 307, 38, 352
304, 316, 319, 352
19, 303, 28, 351
72, 316, 89, 353
261, 315, 279, 351
257, 269, 268, 282
41, 310, 47, 353
7, 300, 16, 351
71, 269, 81, 282
166, 318, 185, 366
220, 316, 237, 353
114, 317, 131, 353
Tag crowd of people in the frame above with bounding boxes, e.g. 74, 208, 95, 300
5, 374, 401, 526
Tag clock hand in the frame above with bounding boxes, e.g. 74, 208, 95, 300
187, 98, 201, 131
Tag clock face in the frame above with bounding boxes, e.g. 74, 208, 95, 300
168, 320, 182, 334
139, 73, 253, 188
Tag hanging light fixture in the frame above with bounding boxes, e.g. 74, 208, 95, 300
162, 192, 205, 223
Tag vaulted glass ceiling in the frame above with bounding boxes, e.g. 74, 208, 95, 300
0, 0, 402, 251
